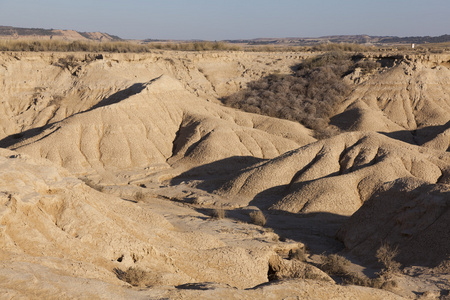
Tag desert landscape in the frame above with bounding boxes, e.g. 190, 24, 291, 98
0, 41, 449, 299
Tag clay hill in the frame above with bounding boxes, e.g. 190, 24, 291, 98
0, 26, 119, 41
0, 50, 449, 299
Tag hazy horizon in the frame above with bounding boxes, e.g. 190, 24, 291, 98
0, 0, 449, 40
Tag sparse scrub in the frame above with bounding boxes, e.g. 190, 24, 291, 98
342, 272, 373, 287
289, 248, 307, 262
376, 242, 401, 275
222, 51, 360, 138
319, 254, 374, 287
268, 255, 330, 282
249, 210, 266, 226
317, 253, 399, 290
211, 208, 225, 219
113, 267, 155, 287
354, 59, 381, 75
134, 191, 145, 202
0, 39, 242, 52
309, 43, 371, 52
55, 55, 78, 70
319, 253, 351, 277
80, 177, 104, 192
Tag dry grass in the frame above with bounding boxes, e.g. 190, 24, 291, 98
376, 242, 401, 275
249, 211, 266, 226
1, 39, 449, 53
211, 208, 225, 219
319, 253, 351, 276
113, 267, 155, 287
0, 39, 242, 52
80, 177, 104, 192
289, 248, 307, 262
134, 191, 146, 202
317, 253, 398, 291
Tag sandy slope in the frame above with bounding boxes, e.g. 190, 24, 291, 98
205, 131, 448, 215
0, 51, 310, 141
9, 74, 314, 184
1, 51, 449, 298
334, 54, 450, 150
0, 148, 407, 299
0, 148, 274, 290
337, 178, 450, 267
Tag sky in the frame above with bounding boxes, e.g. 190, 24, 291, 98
0, 0, 449, 40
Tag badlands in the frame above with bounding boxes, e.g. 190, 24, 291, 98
0, 49, 449, 299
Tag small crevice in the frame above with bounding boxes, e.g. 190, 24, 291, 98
286, 145, 324, 190
435, 169, 445, 184
338, 145, 348, 175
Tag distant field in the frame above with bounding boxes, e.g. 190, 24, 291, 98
1, 39, 449, 53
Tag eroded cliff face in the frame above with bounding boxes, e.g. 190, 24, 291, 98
0, 51, 449, 298
2, 51, 449, 142
0, 51, 310, 139
338, 54, 450, 131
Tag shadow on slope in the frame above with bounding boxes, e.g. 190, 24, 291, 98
337, 178, 450, 268
380, 121, 450, 150
169, 157, 349, 255
88, 81, 149, 111
170, 156, 265, 193
193, 205, 347, 256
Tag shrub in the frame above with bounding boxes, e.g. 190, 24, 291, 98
80, 177, 104, 192
249, 210, 266, 226
0, 39, 242, 52
55, 55, 78, 70
289, 247, 307, 262
343, 272, 372, 286
113, 267, 154, 287
376, 242, 401, 275
134, 191, 145, 202
354, 59, 381, 75
319, 253, 351, 277
211, 208, 225, 219
319, 254, 375, 287
317, 252, 399, 290
222, 52, 356, 138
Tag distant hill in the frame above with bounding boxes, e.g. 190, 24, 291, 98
378, 34, 450, 44
0, 26, 122, 42
225, 34, 450, 46
1, 26, 449, 46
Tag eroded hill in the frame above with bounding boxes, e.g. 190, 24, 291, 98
0, 50, 449, 298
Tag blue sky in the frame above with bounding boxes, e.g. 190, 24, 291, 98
0, 0, 449, 40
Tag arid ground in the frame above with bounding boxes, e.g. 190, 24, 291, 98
0, 50, 449, 299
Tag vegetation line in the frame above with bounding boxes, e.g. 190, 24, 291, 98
0, 40, 240, 52
2, 39, 446, 53
222, 51, 380, 138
